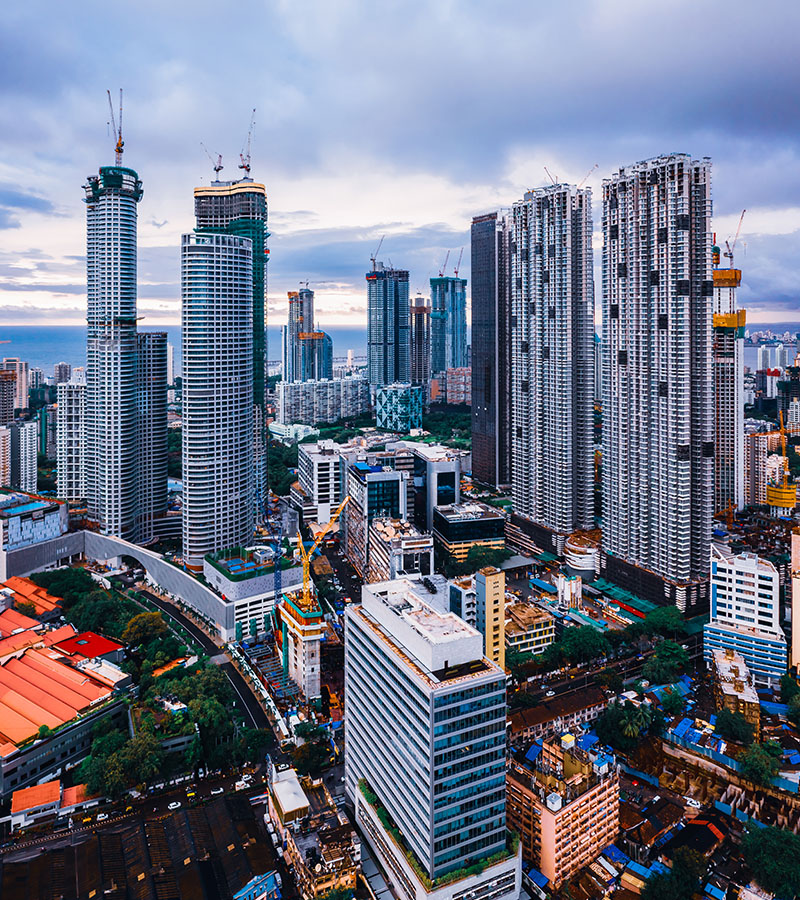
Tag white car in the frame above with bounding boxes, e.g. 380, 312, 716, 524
546, 690, 556, 697
686, 798, 702, 809
96, 813, 108, 821
168, 801, 182, 811
210, 787, 224, 796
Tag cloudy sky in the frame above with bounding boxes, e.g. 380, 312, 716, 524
2, 0, 799, 330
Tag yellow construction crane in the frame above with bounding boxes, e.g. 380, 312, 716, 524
296, 496, 350, 607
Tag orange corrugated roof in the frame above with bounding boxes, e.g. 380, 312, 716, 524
41, 625, 77, 646
60, 783, 92, 808
0, 630, 40, 659
0, 702, 42, 743
20, 650, 108, 702
0, 608, 40, 637
11, 779, 61, 814
3, 577, 60, 614
6, 655, 99, 711
0, 688, 63, 730
0, 741, 17, 758
0, 665, 80, 720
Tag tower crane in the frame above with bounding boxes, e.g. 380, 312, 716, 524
438, 249, 450, 277
724, 209, 746, 268
453, 247, 464, 277
544, 166, 558, 186
578, 163, 598, 189
370, 235, 385, 271
239, 108, 256, 177
296, 497, 350, 608
107, 89, 124, 165
201, 143, 223, 179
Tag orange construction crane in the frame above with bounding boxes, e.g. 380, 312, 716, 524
296, 496, 350, 607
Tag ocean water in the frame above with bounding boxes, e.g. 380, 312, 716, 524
0, 324, 369, 376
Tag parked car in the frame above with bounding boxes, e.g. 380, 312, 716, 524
97, 813, 108, 822
211, 787, 224, 796
168, 801, 182, 811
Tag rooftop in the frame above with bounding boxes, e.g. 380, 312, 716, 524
52, 631, 123, 660
11, 778, 61, 814
434, 501, 503, 522
371, 580, 474, 643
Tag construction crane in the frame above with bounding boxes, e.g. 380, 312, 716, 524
453, 247, 464, 277
239, 108, 256, 177
438, 249, 451, 277
370, 235, 385, 272
724, 209, 746, 268
296, 497, 350, 608
200, 142, 223, 179
544, 166, 558, 186
107, 89, 124, 165
578, 163, 598, 189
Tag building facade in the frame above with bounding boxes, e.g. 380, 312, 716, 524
9, 421, 37, 493
344, 463, 408, 579
181, 231, 255, 569
471, 213, 513, 489
292, 440, 345, 525
511, 185, 594, 538
277, 376, 369, 426
56, 380, 85, 502
601, 154, 713, 612
345, 578, 520, 900
282, 287, 334, 383
367, 263, 410, 387
367, 518, 434, 583
375, 383, 424, 433
430, 276, 468, 376
0, 371, 15, 427
136, 331, 168, 544
432, 501, 505, 562
475, 565, 505, 670
704, 545, 786, 688
410, 294, 432, 389
2, 359, 28, 411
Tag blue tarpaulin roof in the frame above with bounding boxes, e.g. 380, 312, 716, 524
530, 578, 557, 593
525, 743, 543, 764
525, 867, 549, 889
626, 861, 652, 880
602, 845, 630, 866
761, 701, 789, 716
577, 733, 599, 751
673, 718, 693, 739
704, 882, 726, 900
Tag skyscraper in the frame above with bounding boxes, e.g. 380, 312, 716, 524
282, 287, 334, 383
471, 212, 512, 489
181, 232, 254, 570
194, 178, 268, 495
0, 371, 15, 427
9, 420, 37, 493
2, 359, 28, 411
83, 165, 142, 540
54, 362, 72, 385
409, 294, 431, 388
56, 379, 86, 502
602, 154, 713, 613
367, 263, 410, 387
345, 578, 520, 900
430, 275, 467, 374
166, 342, 175, 385
511, 185, 594, 543
136, 332, 168, 544
712, 246, 746, 512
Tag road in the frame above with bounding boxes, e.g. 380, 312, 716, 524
138, 589, 270, 730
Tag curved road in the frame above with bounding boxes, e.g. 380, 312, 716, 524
138, 590, 270, 731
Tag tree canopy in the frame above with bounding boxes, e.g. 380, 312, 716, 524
642, 640, 688, 684
742, 823, 800, 898
642, 848, 705, 900
715, 708, 754, 745
739, 741, 782, 785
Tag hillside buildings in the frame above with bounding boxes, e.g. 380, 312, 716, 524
181, 231, 254, 570
367, 263, 410, 388
471, 213, 513, 489
345, 578, 520, 900
511, 185, 595, 543
601, 154, 714, 613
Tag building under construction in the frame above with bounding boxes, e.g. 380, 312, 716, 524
282, 287, 333, 384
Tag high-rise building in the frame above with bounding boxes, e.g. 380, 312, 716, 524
375, 383, 424, 433
0, 371, 15, 427
276, 376, 370, 426
344, 462, 408, 578
345, 578, 520, 900
56, 380, 86, 502
181, 232, 254, 570
409, 294, 431, 388
430, 275, 467, 375
53, 362, 72, 385
9, 421, 37, 493
83, 165, 143, 540
2, 359, 28, 411
367, 263, 410, 387
757, 345, 770, 370
704, 545, 785, 688
470, 212, 512, 489
601, 154, 713, 613
475, 565, 505, 670
712, 249, 746, 512
28, 368, 45, 390
166, 342, 175, 385
194, 177, 268, 495
511, 185, 594, 543
0, 428, 9, 487
282, 287, 334, 383
136, 332, 168, 544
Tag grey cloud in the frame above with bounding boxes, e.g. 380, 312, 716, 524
0, 280, 84, 294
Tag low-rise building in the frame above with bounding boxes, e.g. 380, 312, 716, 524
711, 648, 760, 735
505, 603, 555, 656
0, 490, 69, 581
508, 687, 608, 744
367, 518, 433, 583
506, 735, 619, 887
8, 778, 98, 831
432, 501, 505, 562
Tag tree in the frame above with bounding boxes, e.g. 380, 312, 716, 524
742, 823, 800, 898
560, 626, 610, 664
642, 640, 688, 684
292, 739, 331, 777
295, 721, 326, 742
320, 890, 353, 900
120, 731, 164, 788
715, 708, 754, 744
122, 611, 169, 649
661, 688, 685, 717
594, 702, 639, 754
740, 741, 782, 785
15, 600, 37, 618
642, 606, 687, 639
781, 673, 800, 704
642, 848, 704, 900
37, 724, 54, 739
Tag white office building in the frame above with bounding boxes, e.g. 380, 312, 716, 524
511, 184, 594, 537
345, 579, 520, 900
292, 440, 345, 525
601, 154, 713, 613
56, 380, 86, 502
704, 544, 786, 688
181, 232, 254, 570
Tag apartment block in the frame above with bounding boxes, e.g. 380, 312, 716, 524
9, 421, 37, 493
277, 376, 370, 427
367, 518, 433, 583
432, 501, 505, 562
475, 565, 505, 670
292, 440, 345, 525
504, 604, 555, 656
506, 736, 619, 887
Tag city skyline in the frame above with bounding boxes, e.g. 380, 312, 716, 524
1, 3, 799, 328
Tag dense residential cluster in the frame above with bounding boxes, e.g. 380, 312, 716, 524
2, 107, 800, 900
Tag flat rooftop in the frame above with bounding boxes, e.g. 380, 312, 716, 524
434, 501, 503, 522
373, 581, 474, 642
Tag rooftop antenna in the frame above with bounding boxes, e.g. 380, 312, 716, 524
370, 235, 385, 271
239, 108, 256, 178
201, 143, 223, 180
107, 89, 124, 164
